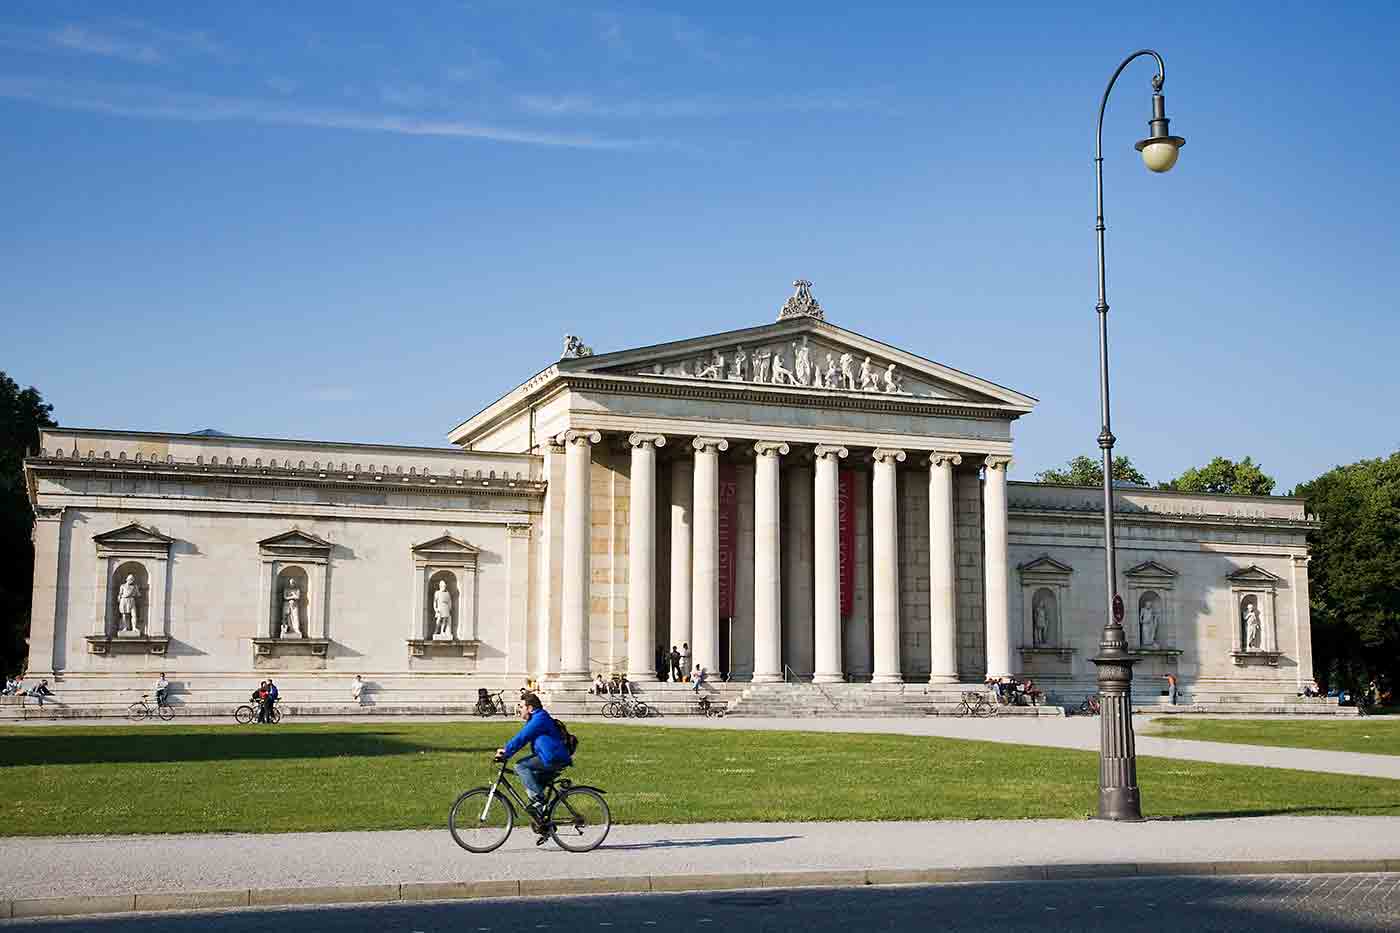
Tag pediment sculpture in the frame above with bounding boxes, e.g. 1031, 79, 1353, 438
639, 334, 917, 397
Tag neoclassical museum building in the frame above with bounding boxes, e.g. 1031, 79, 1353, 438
22, 283, 1317, 710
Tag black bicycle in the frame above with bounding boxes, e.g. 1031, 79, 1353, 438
449, 757, 610, 853
127, 693, 175, 722
955, 690, 996, 717
696, 695, 726, 718
234, 702, 282, 725
1078, 695, 1102, 716
601, 695, 651, 718
475, 690, 509, 717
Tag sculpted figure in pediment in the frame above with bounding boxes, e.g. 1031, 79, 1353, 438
727, 346, 748, 381
883, 364, 904, 394
839, 353, 857, 390
697, 349, 724, 379
823, 353, 838, 389
859, 356, 878, 391
753, 350, 772, 383
771, 349, 795, 385
793, 337, 813, 387
665, 359, 691, 377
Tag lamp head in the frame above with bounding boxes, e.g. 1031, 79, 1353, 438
1134, 92, 1185, 172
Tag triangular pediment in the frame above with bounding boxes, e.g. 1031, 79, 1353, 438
411, 534, 479, 556
93, 522, 173, 546
1124, 560, 1178, 578
258, 528, 332, 551
1227, 564, 1282, 584
559, 317, 1035, 409
1018, 555, 1074, 575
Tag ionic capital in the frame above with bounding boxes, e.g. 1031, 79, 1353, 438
872, 448, 907, 465
753, 441, 790, 458
507, 524, 533, 539
627, 433, 667, 450
926, 451, 963, 469
692, 437, 730, 454
814, 445, 849, 461
558, 429, 603, 448
984, 454, 1013, 472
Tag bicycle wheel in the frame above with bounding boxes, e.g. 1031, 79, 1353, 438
475, 701, 490, 717
449, 787, 515, 853
549, 787, 610, 853
268, 706, 283, 724
126, 702, 149, 722
629, 701, 650, 719
158, 703, 175, 721
234, 705, 254, 725
602, 700, 622, 718
954, 699, 971, 717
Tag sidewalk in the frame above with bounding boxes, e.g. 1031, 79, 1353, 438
2, 815, 1398, 918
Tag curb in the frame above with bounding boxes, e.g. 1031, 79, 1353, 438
5, 859, 1399, 920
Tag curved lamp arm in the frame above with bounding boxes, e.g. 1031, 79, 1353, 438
1096, 49, 1165, 161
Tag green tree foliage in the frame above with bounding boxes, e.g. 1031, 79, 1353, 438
1295, 453, 1400, 694
1034, 454, 1148, 487
0, 373, 56, 676
1162, 456, 1276, 496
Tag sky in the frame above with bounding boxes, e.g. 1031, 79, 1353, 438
3, 1, 1398, 493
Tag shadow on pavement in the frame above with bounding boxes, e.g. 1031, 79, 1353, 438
603, 834, 802, 851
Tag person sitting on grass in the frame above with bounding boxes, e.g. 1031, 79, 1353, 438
495, 692, 572, 843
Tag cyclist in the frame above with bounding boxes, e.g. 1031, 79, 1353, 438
495, 692, 572, 837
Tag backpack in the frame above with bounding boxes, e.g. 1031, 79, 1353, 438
555, 718, 579, 756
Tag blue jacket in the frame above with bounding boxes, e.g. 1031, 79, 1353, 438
503, 708, 572, 768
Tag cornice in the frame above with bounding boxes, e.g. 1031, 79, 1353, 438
1009, 503, 1318, 532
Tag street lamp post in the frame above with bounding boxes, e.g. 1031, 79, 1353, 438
1090, 49, 1185, 822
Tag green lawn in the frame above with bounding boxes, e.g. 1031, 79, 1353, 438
1, 721, 1397, 836
1144, 717, 1400, 756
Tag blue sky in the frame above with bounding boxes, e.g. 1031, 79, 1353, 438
3, 1, 1397, 492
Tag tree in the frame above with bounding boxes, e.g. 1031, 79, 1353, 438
1034, 454, 1148, 487
1162, 456, 1276, 496
0, 373, 56, 677
1294, 453, 1400, 695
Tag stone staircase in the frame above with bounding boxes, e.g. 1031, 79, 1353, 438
540, 681, 749, 719
725, 682, 1064, 718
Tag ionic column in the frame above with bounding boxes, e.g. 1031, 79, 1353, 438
26, 508, 64, 678
983, 455, 1013, 679
752, 442, 788, 683
559, 429, 601, 681
927, 452, 962, 684
813, 444, 849, 683
691, 437, 728, 673
669, 456, 693, 661
871, 448, 906, 684
627, 434, 666, 678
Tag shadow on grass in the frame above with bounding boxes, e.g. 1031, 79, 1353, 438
0, 730, 496, 766
603, 834, 802, 851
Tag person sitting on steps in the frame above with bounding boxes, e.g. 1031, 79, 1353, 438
496, 692, 573, 844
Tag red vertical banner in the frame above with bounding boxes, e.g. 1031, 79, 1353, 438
718, 462, 738, 617
839, 469, 854, 618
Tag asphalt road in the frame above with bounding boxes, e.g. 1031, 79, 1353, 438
16, 875, 1400, 933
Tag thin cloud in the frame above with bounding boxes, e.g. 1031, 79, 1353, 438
0, 76, 656, 149
514, 91, 893, 120
0, 21, 231, 65
49, 25, 162, 64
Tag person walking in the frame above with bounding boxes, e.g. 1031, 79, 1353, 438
351, 674, 365, 706
669, 645, 682, 682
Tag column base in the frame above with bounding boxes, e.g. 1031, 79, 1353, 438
812, 672, 844, 684
927, 673, 960, 685
750, 672, 783, 684
871, 673, 904, 684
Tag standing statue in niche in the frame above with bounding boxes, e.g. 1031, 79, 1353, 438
1139, 604, 1159, 648
727, 346, 748, 381
823, 353, 838, 389
280, 579, 302, 638
793, 337, 813, 386
433, 580, 454, 640
117, 573, 141, 634
839, 353, 857, 390
859, 356, 879, 391
1033, 603, 1050, 647
1243, 602, 1261, 650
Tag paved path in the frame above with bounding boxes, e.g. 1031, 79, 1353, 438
3, 815, 1399, 902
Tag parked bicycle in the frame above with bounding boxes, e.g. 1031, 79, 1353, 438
696, 696, 726, 718
601, 695, 651, 718
955, 690, 996, 717
234, 702, 281, 725
1078, 695, 1102, 716
475, 689, 509, 717
126, 693, 175, 722
449, 756, 610, 853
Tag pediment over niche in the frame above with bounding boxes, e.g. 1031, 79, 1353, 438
559, 317, 1036, 410
1018, 555, 1074, 575
1124, 560, 1178, 579
412, 533, 480, 567
258, 528, 332, 554
1227, 564, 1282, 585
93, 522, 173, 546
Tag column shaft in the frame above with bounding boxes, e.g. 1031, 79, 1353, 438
871, 448, 906, 683
690, 437, 728, 673
928, 453, 961, 684
983, 456, 1013, 678
751, 443, 787, 683
559, 430, 600, 680
669, 457, 693, 659
627, 435, 665, 677
813, 445, 848, 683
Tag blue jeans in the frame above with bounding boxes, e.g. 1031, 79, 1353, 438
514, 755, 559, 804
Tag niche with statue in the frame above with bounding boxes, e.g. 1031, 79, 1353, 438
85, 523, 173, 656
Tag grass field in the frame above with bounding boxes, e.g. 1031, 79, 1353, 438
1145, 717, 1400, 756
2, 721, 1397, 836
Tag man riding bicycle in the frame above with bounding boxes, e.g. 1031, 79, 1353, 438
495, 692, 572, 834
